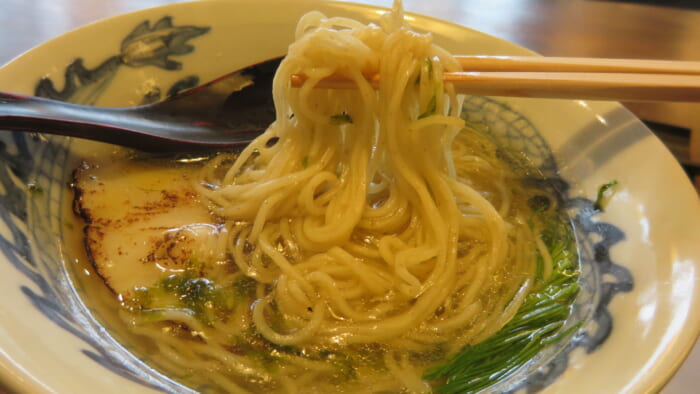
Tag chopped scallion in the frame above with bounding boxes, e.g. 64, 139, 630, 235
593, 180, 618, 211
330, 112, 353, 124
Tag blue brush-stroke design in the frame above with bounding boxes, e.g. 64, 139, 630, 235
167, 75, 200, 98
0, 133, 179, 392
121, 17, 210, 70
35, 16, 209, 104
0, 22, 632, 393
0, 15, 209, 393
508, 197, 633, 393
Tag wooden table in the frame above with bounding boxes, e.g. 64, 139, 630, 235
0, 0, 698, 392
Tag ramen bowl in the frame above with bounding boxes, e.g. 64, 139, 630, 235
0, 0, 699, 392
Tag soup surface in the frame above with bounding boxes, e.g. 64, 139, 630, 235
70, 126, 577, 393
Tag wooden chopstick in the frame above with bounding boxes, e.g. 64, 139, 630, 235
454, 56, 700, 75
444, 72, 700, 102
290, 56, 700, 102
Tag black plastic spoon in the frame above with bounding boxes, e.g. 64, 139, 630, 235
0, 57, 282, 153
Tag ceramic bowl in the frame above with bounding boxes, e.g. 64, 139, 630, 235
0, 0, 698, 393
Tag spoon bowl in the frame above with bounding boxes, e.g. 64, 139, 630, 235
0, 57, 282, 152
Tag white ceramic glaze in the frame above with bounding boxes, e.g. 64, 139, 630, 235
0, 1, 698, 393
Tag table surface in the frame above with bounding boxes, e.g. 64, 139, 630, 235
0, 0, 698, 393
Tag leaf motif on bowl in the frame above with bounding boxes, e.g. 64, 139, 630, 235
34, 57, 122, 104
120, 16, 210, 70
33, 16, 210, 105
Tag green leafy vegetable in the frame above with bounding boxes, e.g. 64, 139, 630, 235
593, 180, 618, 211
234, 275, 257, 299
159, 274, 226, 322
425, 216, 580, 393
330, 112, 353, 125
226, 333, 283, 372
527, 195, 551, 228
123, 267, 256, 325
424, 58, 434, 77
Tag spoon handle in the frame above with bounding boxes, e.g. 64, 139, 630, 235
0, 91, 249, 152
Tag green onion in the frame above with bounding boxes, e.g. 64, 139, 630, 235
330, 112, 353, 124
27, 183, 43, 196
593, 180, 618, 211
415, 58, 434, 85
424, 58, 434, 77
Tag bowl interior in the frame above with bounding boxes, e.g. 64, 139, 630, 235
0, 1, 698, 393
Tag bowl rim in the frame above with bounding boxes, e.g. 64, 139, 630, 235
0, 1, 699, 393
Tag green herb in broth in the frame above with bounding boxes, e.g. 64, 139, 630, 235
123, 266, 255, 325
594, 180, 619, 211
425, 210, 580, 393
330, 112, 353, 124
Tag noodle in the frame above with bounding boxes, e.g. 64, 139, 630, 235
192, 0, 529, 386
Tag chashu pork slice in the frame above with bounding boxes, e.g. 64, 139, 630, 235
72, 160, 223, 295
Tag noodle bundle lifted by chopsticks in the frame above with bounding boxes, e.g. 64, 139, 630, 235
191, 1, 546, 389
202, 2, 525, 344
